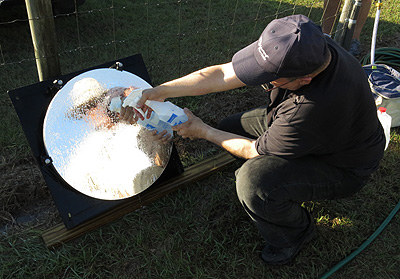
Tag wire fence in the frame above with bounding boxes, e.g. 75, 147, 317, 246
0, 0, 398, 91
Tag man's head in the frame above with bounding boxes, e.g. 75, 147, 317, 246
232, 14, 329, 86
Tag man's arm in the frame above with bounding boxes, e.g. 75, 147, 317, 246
204, 127, 259, 160
138, 62, 245, 104
121, 62, 245, 123
173, 108, 259, 160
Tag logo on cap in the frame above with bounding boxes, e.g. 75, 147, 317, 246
257, 36, 269, 61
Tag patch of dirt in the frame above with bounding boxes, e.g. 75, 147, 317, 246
0, 155, 61, 235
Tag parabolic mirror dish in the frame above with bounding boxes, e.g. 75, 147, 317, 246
43, 68, 172, 200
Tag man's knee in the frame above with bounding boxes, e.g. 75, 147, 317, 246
236, 156, 307, 226
235, 156, 285, 208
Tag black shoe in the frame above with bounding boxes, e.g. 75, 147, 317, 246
261, 223, 315, 265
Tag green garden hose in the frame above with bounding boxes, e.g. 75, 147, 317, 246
360, 47, 400, 70
320, 47, 400, 279
319, 199, 400, 278
320, 0, 400, 274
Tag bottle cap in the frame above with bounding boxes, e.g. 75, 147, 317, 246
378, 107, 387, 113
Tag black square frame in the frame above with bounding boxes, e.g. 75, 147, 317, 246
8, 54, 184, 229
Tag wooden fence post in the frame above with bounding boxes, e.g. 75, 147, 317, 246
25, 0, 61, 81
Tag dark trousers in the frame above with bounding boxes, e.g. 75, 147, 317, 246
218, 106, 368, 248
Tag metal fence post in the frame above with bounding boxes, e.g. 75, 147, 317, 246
342, 0, 362, 50
25, 0, 61, 81
334, 0, 353, 46
334, 0, 363, 50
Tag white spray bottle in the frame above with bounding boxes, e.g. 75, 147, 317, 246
120, 88, 187, 137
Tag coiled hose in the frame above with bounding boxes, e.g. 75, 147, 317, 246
360, 47, 400, 70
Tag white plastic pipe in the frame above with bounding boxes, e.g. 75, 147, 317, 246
371, 1, 383, 65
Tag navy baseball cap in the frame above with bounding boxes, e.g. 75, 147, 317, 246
232, 14, 329, 86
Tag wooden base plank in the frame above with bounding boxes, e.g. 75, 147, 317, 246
42, 152, 235, 248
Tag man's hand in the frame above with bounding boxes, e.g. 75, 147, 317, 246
172, 108, 209, 140
136, 88, 166, 111
121, 87, 167, 124
120, 106, 141, 124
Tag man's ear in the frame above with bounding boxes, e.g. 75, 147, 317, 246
299, 77, 312, 85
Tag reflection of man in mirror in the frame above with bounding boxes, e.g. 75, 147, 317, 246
59, 77, 171, 199
65, 77, 169, 162
67, 77, 133, 129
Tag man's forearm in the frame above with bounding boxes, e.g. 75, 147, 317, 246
171, 108, 258, 159
155, 62, 245, 99
204, 126, 259, 160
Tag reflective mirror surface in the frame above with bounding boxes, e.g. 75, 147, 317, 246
43, 69, 172, 200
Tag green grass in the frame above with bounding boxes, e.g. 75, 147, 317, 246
1, 0, 400, 278
1, 155, 399, 278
